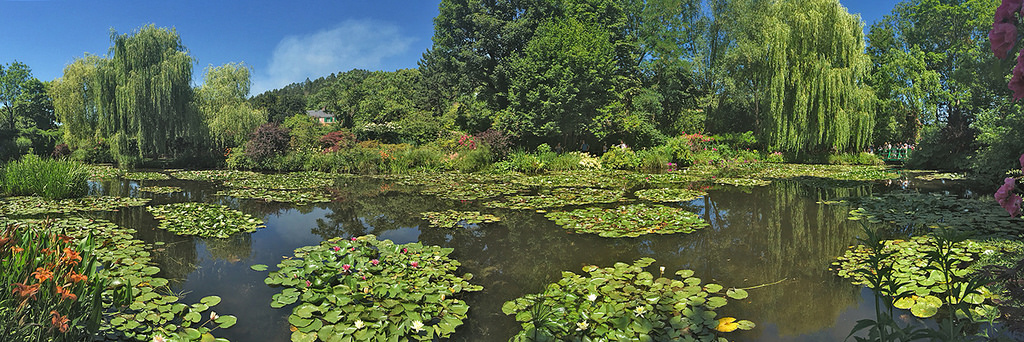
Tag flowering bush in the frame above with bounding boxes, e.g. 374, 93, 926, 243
991, 0, 1024, 99
0, 220, 103, 340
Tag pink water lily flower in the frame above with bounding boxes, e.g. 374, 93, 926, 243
410, 261, 419, 268
342, 264, 351, 272
371, 259, 379, 266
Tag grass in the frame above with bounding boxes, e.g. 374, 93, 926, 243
2, 155, 88, 199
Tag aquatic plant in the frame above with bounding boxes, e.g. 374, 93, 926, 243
502, 258, 754, 341
844, 193, 1024, 238
256, 236, 482, 341
123, 171, 170, 181
170, 169, 260, 182
0, 196, 150, 216
635, 188, 707, 203
216, 188, 332, 205
82, 164, 126, 181
486, 188, 624, 210
138, 186, 183, 194
2, 154, 88, 199
546, 204, 708, 237
147, 203, 265, 238
223, 172, 335, 190
420, 210, 500, 228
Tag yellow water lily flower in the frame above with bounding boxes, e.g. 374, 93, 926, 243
716, 317, 739, 332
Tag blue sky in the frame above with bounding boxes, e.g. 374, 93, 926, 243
0, 0, 899, 95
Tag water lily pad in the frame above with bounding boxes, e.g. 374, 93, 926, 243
263, 235, 482, 341
486, 187, 624, 209
0, 196, 150, 216
147, 203, 265, 238
216, 188, 331, 205
420, 210, 500, 228
83, 164, 126, 180
546, 204, 708, 237
170, 169, 260, 181
223, 172, 335, 190
503, 258, 753, 340
635, 188, 706, 202
138, 186, 183, 194
842, 192, 1024, 237
124, 171, 170, 180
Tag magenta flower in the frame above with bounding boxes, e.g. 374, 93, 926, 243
401, 248, 408, 254
995, 177, 1021, 216
1018, 153, 1024, 170
996, 1, 1020, 23
350, 237, 357, 241
332, 246, 340, 252
305, 280, 312, 287
342, 264, 351, 272
371, 259, 379, 266
350, 247, 356, 251
410, 261, 419, 268
990, 22, 1017, 59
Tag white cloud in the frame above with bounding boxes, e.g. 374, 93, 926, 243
251, 19, 414, 95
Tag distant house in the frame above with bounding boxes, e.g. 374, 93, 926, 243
306, 109, 336, 125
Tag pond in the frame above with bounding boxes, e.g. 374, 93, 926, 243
61, 170, 972, 341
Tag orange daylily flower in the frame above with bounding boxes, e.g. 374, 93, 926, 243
57, 234, 74, 244
12, 283, 40, 300
67, 271, 88, 283
10, 246, 23, 253
55, 284, 77, 301
50, 310, 69, 333
32, 267, 53, 282
61, 248, 81, 265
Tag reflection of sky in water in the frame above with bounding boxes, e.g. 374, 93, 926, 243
85, 175, 967, 342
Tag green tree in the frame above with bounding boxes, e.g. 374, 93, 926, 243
197, 63, 267, 148
51, 55, 107, 150
758, 0, 875, 154
0, 61, 32, 130
499, 17, 618, 145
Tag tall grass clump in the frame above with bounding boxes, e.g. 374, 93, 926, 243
2, 155, 88, 199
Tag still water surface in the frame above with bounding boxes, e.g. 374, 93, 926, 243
84, 173, 963, 341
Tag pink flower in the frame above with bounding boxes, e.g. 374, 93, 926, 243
350, 237, 357, 241
401, 248, 408, 254
305, 280, 312, 287
996, 1, 1021, 23
995, 177, 1021, 217
332, 246, 340, 252
342, 264, 351, 272
350, 247, 356, 251
410, 261, 419, 268
371, 259, 379, 266
990, 22, 1017, 60
1010, 51, 1024, 100
1018, 153, 1024, 170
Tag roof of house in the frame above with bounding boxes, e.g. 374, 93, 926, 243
306, 109, 334, 118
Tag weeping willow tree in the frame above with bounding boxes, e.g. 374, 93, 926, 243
760, 0, 875, 154
197, 62, 266, 149
51, 25, 204, 165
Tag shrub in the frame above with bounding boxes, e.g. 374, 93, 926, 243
392, 145, 445, 172
51, 144, 72, 159
498, 150, 544, 173
601, 146, 640, 170
2, 155, 88, 199
450, 145, 493, 173
546, 153, 584, 171
764, 151, 785, 163
319, 130, 356, 152
244, 123, 291, 166
637, 147, 672, 171
474, 129, 511, 159
70, 139, 113, 164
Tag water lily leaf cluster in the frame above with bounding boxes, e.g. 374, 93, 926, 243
170, 170, 260, 181
512, 171, 630, 189
223, 173, 335, 190
713, 178, 772, 187
12, 217, 236, 341
420, 210, 500, 228
844, 193, 1024, 237
546, 204, 708, 237
216, 188, 332, 205
147, 203, 265, 238
0, 196, 150, 216
915, 172, 966, 181
502, 258, 754, 341
139, 186, 183, 194
486, 188, 624, 210
260, 236, 482, 341
83, 164, 126, 180
123, 172, 170, 181
831, 235, 996, 318
757, 164, 899, 181
635, 188, 707, 203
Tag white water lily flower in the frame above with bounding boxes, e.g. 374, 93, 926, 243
634, 306, 646, 317
587, 293, 597, 301
576, 321, 589, 331
411, 320, 425, 332
354, 320, 365, 329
